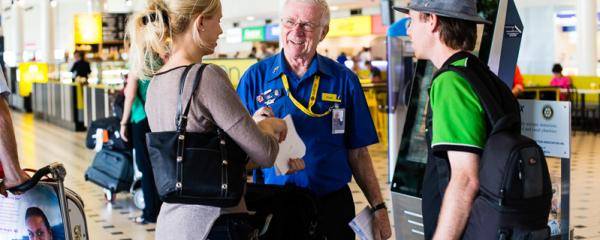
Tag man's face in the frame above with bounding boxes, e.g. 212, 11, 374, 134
281, 1, 328, 59
26, 216, 52, 240
407, 10, 435, 60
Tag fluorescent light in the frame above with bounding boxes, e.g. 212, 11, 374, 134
246, 16, 255, 21
330, 5, 340, 11
50, 0, 57, 8
126, 0, 133, 7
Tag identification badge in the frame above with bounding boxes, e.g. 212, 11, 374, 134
332, 108, 346, 134
322, 93, 342, 103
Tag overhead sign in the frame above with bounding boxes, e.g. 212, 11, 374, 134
328, 16, 372, 37
226, 28, 243, 43
519, 100, 571, 158
242, 27, 265, 42
74, 13, 103, 44
265, 24, 280, 42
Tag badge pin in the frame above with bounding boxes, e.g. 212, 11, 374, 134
274, 89, 280, 97
256, 95, 264, 103
273, 66, 280, 74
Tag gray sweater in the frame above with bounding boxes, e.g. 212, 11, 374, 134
145, 63, 278, 239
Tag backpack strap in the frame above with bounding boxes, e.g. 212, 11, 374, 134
435, 57, 520, 135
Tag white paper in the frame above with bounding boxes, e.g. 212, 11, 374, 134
274, 115, 306, 176
349, 206, 374, 240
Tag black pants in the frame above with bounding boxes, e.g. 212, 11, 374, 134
131, 118, 162, 222
316, 185, 355, 240
207, 214, 256, 240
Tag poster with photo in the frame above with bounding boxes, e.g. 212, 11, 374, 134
0, 184, 65, 240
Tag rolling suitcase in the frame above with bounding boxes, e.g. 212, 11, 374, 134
1, 163, 89, 240
85, 149, 134, 194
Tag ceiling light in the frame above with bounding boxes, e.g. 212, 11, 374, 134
126, 0, 132, 7
50, 0, 57, 8
330, 5, 340, 11
246, 16, 255, 21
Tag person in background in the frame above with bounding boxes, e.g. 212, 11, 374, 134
70, 51, 92, 81
365, 60, 383, 83
119, 68, 163, 225
512, 65, 524, 97
25, 207, 53, 240
550, 63, 571, 100
336, 52, 348, 65
237, 0, 392, 239
128, 0, 296, 238
248, 46, 258, 59
233, 51, 240, 58
0, 67, 29, 197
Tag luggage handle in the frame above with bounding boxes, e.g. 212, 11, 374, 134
8, 163, 66, 193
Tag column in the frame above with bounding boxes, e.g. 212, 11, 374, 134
576, 0, 597, 76
11, 2, 25, 65
39, 0, 56, 62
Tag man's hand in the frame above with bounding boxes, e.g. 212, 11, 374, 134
372, 209, 392, 240
1, 169, 30, 197
285, 158, 305, 175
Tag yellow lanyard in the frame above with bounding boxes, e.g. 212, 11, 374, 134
281, 74, 331, 118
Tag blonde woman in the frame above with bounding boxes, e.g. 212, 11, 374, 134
128, 0, 299, 239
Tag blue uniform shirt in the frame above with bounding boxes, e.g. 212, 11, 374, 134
237, 51, 379, 196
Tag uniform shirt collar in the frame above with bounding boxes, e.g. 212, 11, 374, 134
267, 50, 334, 82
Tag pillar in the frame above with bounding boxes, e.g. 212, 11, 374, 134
576, 0, 597, 76
39, 0, 56, 62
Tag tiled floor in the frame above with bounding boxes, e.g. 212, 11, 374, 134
8, 111, 600, 239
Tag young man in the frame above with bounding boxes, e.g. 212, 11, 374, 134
238, 0, 392, 239
394, 1, 493, 239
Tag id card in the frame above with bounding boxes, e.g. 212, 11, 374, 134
332, 108, 346, 134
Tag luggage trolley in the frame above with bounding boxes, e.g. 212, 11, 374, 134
2, 163, 89, 240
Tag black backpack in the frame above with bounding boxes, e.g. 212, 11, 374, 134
439, 57, 552, 240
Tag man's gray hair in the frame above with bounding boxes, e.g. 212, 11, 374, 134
284, 0, 330, 26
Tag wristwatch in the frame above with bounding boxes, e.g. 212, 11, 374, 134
371, 202, 387, 213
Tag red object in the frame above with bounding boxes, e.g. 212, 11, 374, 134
0, 166, 4, 178
371, 15, 389, 35
513, 66, 524, 89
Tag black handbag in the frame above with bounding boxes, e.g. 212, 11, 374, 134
146, 64, 248, 207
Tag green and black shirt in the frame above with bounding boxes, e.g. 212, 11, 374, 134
430, 53, 487, 155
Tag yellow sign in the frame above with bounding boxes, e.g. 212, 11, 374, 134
204, 58, 258, 88
74, 13, 103, 45
18, 62, 49, 97
327, 16, 372, 37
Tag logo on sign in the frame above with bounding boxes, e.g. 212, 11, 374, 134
505, 25, 522, 38
542, 105, 554, 120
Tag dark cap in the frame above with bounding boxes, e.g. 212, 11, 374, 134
393, 0, 492, 24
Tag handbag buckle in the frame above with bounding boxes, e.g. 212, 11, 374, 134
222, 160, 228, 165
178, 135, 185, 140
177, 156, 183, 162
220, 139, 226, 145
221, 184, 228, 190
176, 182, 182, 189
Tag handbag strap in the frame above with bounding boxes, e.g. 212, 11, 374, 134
176, 64, 208, 132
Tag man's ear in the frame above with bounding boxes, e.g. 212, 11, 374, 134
319, 25, 329, 42
429, 14, 440, 33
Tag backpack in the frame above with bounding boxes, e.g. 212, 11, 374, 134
439, 57, 552, 240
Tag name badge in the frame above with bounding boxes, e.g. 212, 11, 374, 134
332, 108, 346, 134
322, 93, 341, 103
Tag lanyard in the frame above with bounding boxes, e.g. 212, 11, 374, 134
281, 74, 331, 118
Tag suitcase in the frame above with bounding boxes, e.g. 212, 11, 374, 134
2, 163, 89, 240
85, 117, 130, 151
85, 149, 134, 193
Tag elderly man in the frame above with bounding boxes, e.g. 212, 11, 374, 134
0, 67, 29, 197
237, 0, 392, 239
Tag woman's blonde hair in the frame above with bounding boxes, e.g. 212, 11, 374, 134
127, 0, 221, 79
